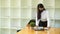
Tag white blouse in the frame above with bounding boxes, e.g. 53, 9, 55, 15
36, 10, 50, 27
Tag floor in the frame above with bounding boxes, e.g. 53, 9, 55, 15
17, 25, 60, 34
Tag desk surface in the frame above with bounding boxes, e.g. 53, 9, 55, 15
17, 26, 60, 34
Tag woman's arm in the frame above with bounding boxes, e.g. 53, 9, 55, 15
46, 10, 50, 27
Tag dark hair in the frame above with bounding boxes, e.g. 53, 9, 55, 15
37, 3, 45, 20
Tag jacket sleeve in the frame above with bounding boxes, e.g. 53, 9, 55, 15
46, 10, 51, 27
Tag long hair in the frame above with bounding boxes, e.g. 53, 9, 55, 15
37, 3, 46, 20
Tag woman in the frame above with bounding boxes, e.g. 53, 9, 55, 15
36, 3, 50, 30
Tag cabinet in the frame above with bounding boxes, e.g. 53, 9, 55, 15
0, 0, 21, 34
54, 0, 60, 28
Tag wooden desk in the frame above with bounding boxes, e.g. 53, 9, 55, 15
17, 26, 60, 34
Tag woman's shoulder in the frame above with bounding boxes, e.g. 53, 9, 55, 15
44, 10, 49, 13
44, 10, 48, 12
42, 10, 49, 14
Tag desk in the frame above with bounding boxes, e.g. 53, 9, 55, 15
17, 26, 60, 34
